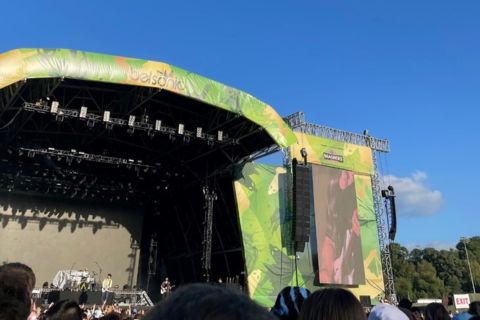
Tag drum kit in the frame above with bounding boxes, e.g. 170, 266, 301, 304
70, 269, 96, 291
61, 269, 97, 291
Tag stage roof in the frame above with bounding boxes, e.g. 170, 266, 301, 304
0, 48, 296, 148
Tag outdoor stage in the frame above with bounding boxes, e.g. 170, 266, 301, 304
0, 48, 395, 306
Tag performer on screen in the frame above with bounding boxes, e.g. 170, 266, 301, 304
101, 273, 113, 305
319, 169, 363, 285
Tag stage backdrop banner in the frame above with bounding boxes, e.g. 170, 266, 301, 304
234, 133, 384, 307
290, 132, 373, 175
290, 132, 384, 299
234, 163, 315, 307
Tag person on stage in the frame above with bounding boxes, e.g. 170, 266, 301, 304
101, 273, 113, 305
160, 277, 174, 297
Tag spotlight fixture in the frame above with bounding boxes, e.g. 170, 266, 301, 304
217, 130, 223, 141
128, 115, 136, 127
155, 120, 162, 131
196, 127, 203, 138
79, 106, 87, 118
50, 101, 59, 114
178, 123, 185, 135
103, 111, 110, 122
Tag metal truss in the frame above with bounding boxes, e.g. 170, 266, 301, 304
284, 112, 390, 152
283, 111, 396, 303
23, 101, 232, 145
19, 147, 156, 170
201, 186, 217, 282
369, 146, 397, 304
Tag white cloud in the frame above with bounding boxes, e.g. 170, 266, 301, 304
382, 171, 445, 217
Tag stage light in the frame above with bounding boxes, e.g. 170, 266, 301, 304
50, 101, 59, 114
87, 119, 95, 128
103, 111, 111, 122
178, 123, 185, 135
196, 127, 203, 138
128, 115, 136, 127
217, 131, 223, 141
55, 111, 64, 122
300, 147, 308, 165
155, 120, 162, 131
79, 106, 87, 118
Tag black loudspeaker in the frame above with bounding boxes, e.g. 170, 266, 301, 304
293, 160, 311, 251
47, 291, 106, 305
360, 295, 372, 308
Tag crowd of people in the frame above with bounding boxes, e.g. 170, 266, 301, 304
2, 262, 480, 320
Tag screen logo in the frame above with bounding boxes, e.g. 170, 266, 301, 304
323, 152, 343, 163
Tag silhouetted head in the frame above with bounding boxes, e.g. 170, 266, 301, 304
424, 303, 450, 320
299, 287, 365, 320
43, 300, 82, 320
0, 262, 35, 320
143, 283, 275, 320
398, 299, 413, 310
470, 301, 480, 316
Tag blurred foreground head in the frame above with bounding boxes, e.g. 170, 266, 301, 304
143, 283, 276, 320
0, 262, 36, 320
299, 287, 365, 320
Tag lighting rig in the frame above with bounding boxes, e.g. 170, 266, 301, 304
18, 147, 156, 171
0, 145, 181, 203
23, 101, 232, 145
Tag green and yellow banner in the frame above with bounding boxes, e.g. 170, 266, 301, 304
234, 132, 384, 307
290, 132, 373, 175
0, 48, 296, 148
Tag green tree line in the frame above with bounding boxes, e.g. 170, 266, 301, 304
390, 237, 480, 301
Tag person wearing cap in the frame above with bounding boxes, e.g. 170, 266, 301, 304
368, 304, 409, 320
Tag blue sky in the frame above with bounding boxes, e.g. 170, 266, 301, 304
2, 1, 479, 249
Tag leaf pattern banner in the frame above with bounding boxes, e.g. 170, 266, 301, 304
234, 134, 384, 307
0, 48, 296, 148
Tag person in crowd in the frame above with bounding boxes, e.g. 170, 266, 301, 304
101, 274, 113, 306
469, 302, 480, 318
423, 303, 449, 320
298, 287, 365, 320
143, 283, 276, 320
399, 307, 414, 320
453, 301, 480, 320
0, 262, 36, 320
41, 300, 82, 320
411, 307, 423, 320
398, 299, 413, 311
271, 286, 311, 320
368, 303, 409, 320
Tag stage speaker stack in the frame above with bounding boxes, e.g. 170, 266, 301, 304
292, 160, 311, 252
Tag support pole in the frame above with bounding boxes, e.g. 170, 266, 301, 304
201, 186, 217, 282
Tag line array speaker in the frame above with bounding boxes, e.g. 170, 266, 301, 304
293, 160, 311, 252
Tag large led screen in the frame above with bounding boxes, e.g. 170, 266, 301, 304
312, 164, 366, 285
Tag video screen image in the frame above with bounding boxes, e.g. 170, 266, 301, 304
311, 165, 366, 285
